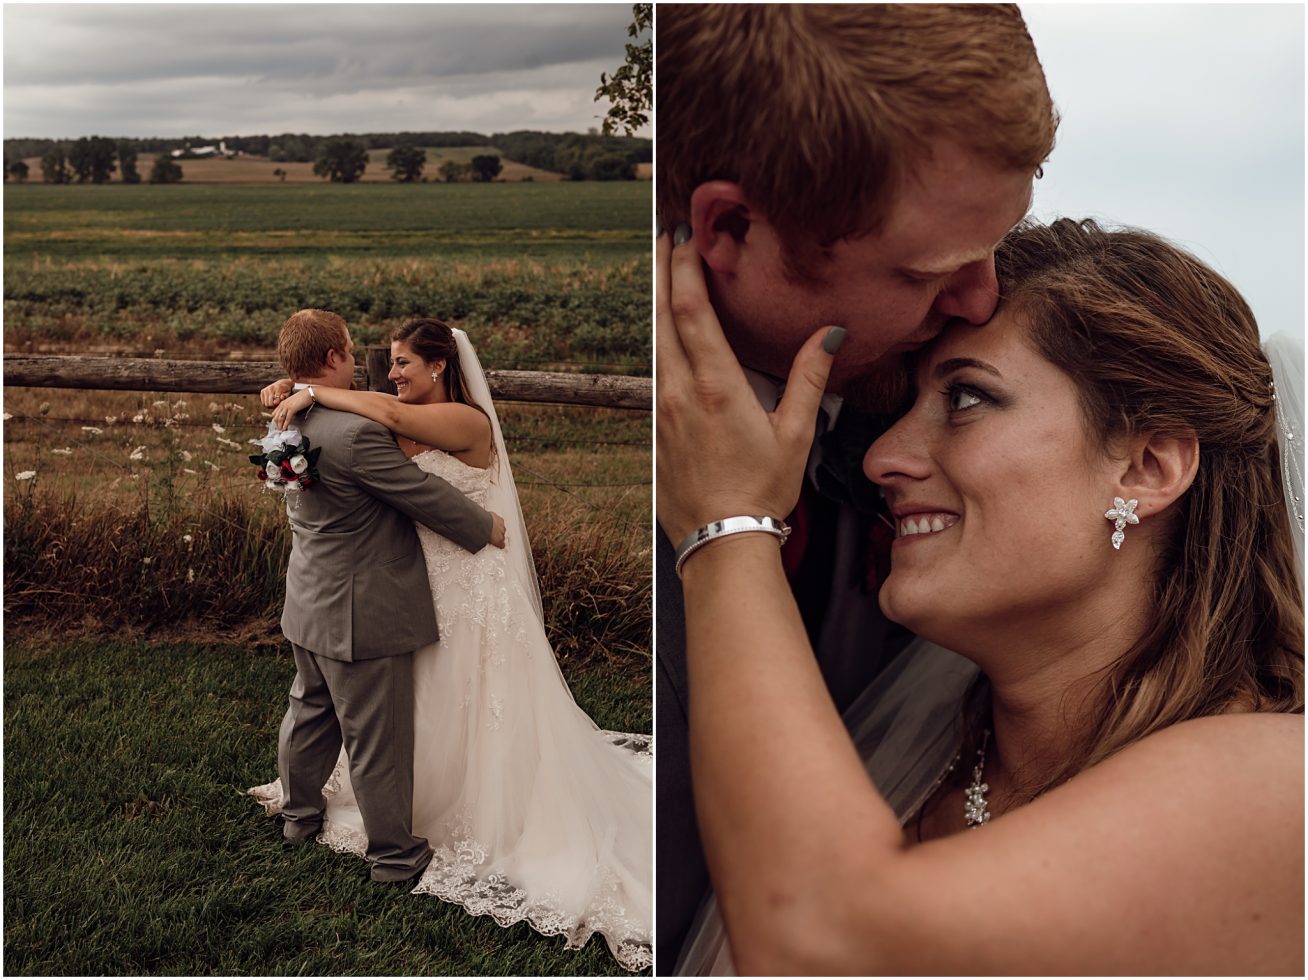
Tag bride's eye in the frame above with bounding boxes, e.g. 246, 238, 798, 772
941, 382, 987, 413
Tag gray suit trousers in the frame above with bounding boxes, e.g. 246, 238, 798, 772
277, 642, 432, 881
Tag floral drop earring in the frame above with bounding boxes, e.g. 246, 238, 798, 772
1104, 497, 1140, 550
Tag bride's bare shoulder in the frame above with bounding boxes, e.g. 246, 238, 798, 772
1085, 710, 1303, 815
1139, 710, 1301, 757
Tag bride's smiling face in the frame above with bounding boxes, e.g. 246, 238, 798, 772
862, 309, 1122, 645
389, 340, 446, 403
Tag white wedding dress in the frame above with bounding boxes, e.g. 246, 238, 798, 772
252, 334, 652, 973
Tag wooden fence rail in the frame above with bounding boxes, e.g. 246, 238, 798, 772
3, 349, 651, 411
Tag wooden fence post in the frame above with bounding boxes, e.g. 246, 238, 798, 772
365, 346, 395, 394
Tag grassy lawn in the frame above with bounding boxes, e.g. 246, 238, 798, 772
3, 637, 649, 976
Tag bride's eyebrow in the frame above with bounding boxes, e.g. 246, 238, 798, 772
933, 357, 1003, 380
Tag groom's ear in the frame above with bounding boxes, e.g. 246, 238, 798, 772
1114, 430, 1200, 519
689, 181, 757, 275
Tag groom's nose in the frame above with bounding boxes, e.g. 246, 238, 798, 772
931, 255, 1000, 325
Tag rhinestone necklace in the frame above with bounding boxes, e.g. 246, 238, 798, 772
963, 728, 992, 828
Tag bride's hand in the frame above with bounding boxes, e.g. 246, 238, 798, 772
656, 226, 845, 546
271, 388, 313, 429
260, 378, 295, 408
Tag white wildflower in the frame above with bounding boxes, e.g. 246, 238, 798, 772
132, 413, 145, 424
216, 436, 242, 449
51, 447, 73, 456
2, 412, 11, 421
152, 400, 168, 411
173, 400, 188, 411
178, 450, 193, 462
129, 446, 147, 462
212, 422, 226, 434
81, 426, 103, 435
208, 402, 220, 413
182, 468, 198, 475
15, 470, 35, 481
187, 567, 195, 583
105, 415, 117, 425
142, 556, 153, 565
204, 460, 220, 471
182, 534, 193, 544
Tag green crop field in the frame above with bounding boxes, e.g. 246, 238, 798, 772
4, 181, 652, 369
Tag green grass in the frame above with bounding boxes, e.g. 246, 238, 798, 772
3, 638, 649, 976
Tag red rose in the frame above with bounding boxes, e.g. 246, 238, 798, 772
280, 460, 297, 479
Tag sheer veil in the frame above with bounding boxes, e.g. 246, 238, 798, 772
453, 328, 544, 621
1263, 332, 1304, 587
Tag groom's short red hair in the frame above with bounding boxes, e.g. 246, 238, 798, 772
657, 4, 1057, 263
278, 309, 349, 379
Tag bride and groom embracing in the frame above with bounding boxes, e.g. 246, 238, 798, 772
249, 310, 651, 972
656, 5, 1303, 976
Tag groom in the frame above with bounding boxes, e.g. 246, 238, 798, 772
273, 308, 505, 883
655, 4, 1057, 966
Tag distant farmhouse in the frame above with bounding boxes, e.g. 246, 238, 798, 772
171, 140, 236, 159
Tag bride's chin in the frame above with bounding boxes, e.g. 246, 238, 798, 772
877, 579, 933, 634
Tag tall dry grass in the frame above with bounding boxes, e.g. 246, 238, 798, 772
4, 484, 649, 669
3, 386, 651, 671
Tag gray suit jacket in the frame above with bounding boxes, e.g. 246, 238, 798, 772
279, 406, 492, 662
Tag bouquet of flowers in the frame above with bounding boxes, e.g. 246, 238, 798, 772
249, 421, 321, 493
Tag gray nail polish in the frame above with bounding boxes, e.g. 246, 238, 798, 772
673, 223, 692, 246
822, 326, 847, 355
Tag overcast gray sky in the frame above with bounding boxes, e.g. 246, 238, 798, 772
3, 3, 646, 138
1022, 3, 1303, 341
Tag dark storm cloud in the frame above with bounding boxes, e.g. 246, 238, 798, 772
4, 4, 643, 137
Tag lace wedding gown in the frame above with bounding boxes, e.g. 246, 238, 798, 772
252, 449, 653, 972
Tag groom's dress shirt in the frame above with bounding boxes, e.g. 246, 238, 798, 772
655, 370, 911, 970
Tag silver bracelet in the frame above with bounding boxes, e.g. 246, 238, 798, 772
674, 516, 792, 579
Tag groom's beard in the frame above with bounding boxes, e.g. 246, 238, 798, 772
710, 296, 913, 418
840, 355, 913, 416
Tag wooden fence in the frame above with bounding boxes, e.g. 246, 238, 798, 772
2, 348, 650, 411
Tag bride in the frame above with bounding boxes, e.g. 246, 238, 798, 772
250, 317, 652, 972
657, 218, 1303, 974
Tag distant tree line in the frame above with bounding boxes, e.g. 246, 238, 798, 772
5, 129, 651, 184
490, 130, 650, 180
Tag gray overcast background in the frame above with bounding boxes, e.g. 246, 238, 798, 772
2, 3, 1300, 338
1022, 3, 1304, 341
3, 4, 644, 138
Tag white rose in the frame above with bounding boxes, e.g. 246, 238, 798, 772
289, 454, 309, 474
265, 462, 280, 479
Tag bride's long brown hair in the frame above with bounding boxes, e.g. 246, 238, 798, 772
955, 218, 1303, 801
